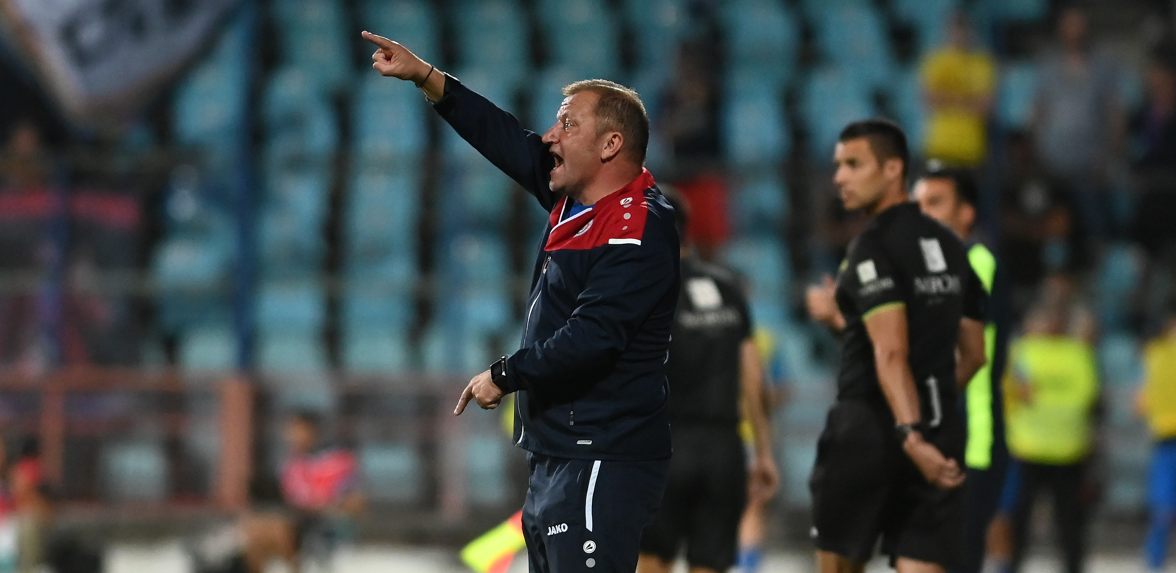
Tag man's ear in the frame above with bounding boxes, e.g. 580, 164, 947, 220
883, 157, 904, 183
600, 132, 624, 162
959, 201, 977, 231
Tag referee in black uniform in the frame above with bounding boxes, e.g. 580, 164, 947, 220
804, 119, 988, 573
637, 192, 779, 573
912, 165, 1013, 573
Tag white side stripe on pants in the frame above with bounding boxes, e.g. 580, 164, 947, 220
585, 460, 602, 532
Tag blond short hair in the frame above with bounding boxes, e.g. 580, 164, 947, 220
563, 79, 650, 165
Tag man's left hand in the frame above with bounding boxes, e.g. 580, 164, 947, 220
454, 370, 504, 415
748, 453, 780, 504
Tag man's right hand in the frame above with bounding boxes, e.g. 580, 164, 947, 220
805, 275, 845, 332
361, 31, 431, 83
902, 432, 965, 490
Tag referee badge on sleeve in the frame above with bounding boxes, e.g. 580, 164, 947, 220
856, 260, 878, 284
919, 238, 947, 272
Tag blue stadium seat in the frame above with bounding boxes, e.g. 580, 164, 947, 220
101, 442, 168, 502
271, 0, 350, 91
722, 91, 789, 167
359, 0, 440, 62
343, 253, 417, 295
260, 371, 336, 412
812, 5, 896, 89
342, 327, 411, 373
748, 298, 790, 334
467, 435, 509, 505
359, 442, 423, 503
433, 235, 512, 337
800, 67, 876, 159
731, 172, 788, 234
258, 208, 324, 277
255, 280, 327, 333
439, 161, 513, 231
993, 0, 1048, 23
624, 0, 688, 70
154, 236, 232, 293
179, 325, 238, 371
892, 0, 959, 54
723, 238, 792, 301
352, 73, 429, 161
537, 0, 620, 79
1095, 243, 1143, 331
262, 68, 340, 161
154, 233, 234, 333
888, 66, 927, 155
267, 168, 331, 221
797, 0, 871, 16
341, 282, 415, 333
438, 233, 512, 285
420, 326, 493, 374
454, 0, 530, 83
778, 437, 819, 506
997, 61, 1038, 130
256, 334, 329, 371
173, 10, 249, 152
719, 0, 800, 84
531, 67, 581, 132
344, 169, 420, 261
1098, 332, 1142, 388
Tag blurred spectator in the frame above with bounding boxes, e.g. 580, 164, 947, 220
674, 176, 731, 260
1140, 306, 1176, 572
6, 437, 51, 573
0, 120, 51, 191
999, 134, 1086, 300
657, 46, 731, 260
1130, 41, 1176, 331
240, 411, 361, 573
919, 13, 997, 167
1031, 7, 1126, 245
1004, 300, 1100, 573
657, 45, 722, 167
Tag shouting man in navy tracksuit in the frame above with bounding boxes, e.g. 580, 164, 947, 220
364, 32, 680, 572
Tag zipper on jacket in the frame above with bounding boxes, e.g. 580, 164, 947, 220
523, 291, 541, 343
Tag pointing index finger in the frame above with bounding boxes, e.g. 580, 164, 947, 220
361, 31, 396, 50
454, 386, 473, 416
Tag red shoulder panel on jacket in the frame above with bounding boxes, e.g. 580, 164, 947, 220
545, 169, 655, 251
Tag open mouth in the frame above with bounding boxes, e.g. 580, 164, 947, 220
551, 151, 564, 172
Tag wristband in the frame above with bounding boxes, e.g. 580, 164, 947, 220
416, 65, 435, 87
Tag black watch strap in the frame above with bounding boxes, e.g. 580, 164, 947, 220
894, 422, 924, 443
490, 355, 508, 388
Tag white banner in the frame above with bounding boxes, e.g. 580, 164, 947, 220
0, 0, 242, 125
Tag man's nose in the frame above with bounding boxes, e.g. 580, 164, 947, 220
541, 124, 559, 144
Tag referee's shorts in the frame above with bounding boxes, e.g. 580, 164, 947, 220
809, 399, 966, 569
640, 427, 747, 571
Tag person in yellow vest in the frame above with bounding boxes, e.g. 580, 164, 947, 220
918, 13, 997, 167
913, 164, 1012, 573
1004, 303, 1099, 573
1138, 310, 1176, 572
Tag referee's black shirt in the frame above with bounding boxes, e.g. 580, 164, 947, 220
834, 202, 987, 416
665, 256, 753, 427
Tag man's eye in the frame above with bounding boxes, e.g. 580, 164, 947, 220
563, 119, 572, 131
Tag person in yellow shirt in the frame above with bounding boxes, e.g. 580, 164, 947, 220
1139, 311, 1176, 572
919, 13, 997, 167
1004, 302, 1099, 573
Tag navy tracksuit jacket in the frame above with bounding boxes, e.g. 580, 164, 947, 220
433, 75, 680, 462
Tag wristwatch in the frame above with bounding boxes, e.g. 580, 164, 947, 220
894, 422, 925, 443
490, 355, 509, 389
